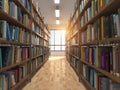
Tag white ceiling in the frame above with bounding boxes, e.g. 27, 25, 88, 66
38, 0, 75, 30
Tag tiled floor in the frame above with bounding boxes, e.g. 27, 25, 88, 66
23, 56, 86, 90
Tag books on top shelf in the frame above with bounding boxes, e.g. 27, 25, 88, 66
81, 9, 120, 43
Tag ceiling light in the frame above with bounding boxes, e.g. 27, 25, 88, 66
56, 20, 60, 24
55, 9, 60, 17
54, 0, 60, 4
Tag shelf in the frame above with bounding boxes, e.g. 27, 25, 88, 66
69, 53, 79, 59
79, 74, 94, 90
0, 58, 30, 73
80, 59, 120, 83
80, 0, 120, 32
31, 54, 43, 59
70, 63, 79, 76
0, 10, 31, 32
68, 31, 79, 41
0, 40, 31, 46
80, 37, 120, 46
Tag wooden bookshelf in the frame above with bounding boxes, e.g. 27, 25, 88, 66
0, 0, 50, 90
66, 0, 120, 89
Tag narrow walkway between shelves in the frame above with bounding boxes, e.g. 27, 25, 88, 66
23, 56, 86, 90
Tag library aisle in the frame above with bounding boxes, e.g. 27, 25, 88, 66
23, 56, 86, 90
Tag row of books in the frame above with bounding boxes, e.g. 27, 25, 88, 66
71, 33, 79, 45
70, 56, 79, 70
70, 47, 79, 57
81, 45, 120, 77
44, 53, 49, 61
0, 0, 31, 27
31, 56, 43, 71
81, 10, 120, 43
44, 41, 49, 46
80, 0, 111, 25
0, 20, 30, 43
0, 46, 30, 68
20, 0, 31, 13
31, 47, 43, 57
83, 64, 120, 90
43, 47, 49, 53
31, 34, 44, 45
0, 64, 27, 90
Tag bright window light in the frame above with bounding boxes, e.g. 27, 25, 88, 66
56, 20, 60, 24
54, 0, 60, 4
55, 9, 60, 17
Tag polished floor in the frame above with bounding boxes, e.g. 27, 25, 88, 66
23, 56, 86, 90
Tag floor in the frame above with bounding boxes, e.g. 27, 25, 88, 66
23, 56, 86, 90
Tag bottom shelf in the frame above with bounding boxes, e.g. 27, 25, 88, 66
70, 62, 79, 76
79, 74, 94, 90
11, 58, 48, 90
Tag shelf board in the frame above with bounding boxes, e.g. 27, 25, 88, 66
0, 40, 31, 46
0, 10, 31, 32
31, 54, 43, 59
80, 37, 120, 46
67, 33, 79, 42
80, 59, 120, 83
69, 52, 79, 59
80, 0, 120, 32
79, 74, 95, 90
0, 58, 30, 73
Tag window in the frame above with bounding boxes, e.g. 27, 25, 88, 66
50, 30, 65, 51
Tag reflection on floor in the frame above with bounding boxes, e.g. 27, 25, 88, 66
23, 56, 86, 90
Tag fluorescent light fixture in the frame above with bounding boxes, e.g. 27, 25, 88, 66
54, 0, 60, 4
55, 9, 60, 17
56, 20, 60, 24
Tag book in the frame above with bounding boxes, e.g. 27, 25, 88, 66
3, 0, 9, 14
0, 48, 2, 68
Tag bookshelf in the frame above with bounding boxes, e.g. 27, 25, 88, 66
66, 0, 120, 90
0, 0, 50, 90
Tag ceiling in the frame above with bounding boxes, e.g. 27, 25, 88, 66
38, 0, 75, 30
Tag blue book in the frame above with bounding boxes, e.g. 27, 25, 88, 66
3, 72, 11, 90
2, 47, 12, 67
9, 1, 15, 17
6, 23, 11, 41
0, 0, 3, 9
